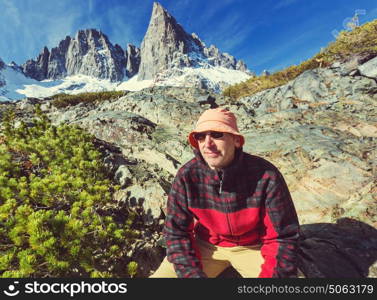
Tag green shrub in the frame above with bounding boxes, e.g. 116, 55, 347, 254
0, 106, 138, 277
51, 91, 126, 108
224, 19, 377, 101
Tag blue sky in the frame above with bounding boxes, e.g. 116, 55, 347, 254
1, 0, 377, 75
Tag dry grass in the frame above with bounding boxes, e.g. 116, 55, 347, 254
51, 91, 126, 108
224, 19, 377, 101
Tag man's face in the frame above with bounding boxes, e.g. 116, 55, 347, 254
196, 131, 241, 170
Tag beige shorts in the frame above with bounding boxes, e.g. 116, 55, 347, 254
150, 238, 263, 278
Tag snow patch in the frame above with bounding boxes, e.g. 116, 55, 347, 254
115, 76, 153, 91
1, 64, 250, 102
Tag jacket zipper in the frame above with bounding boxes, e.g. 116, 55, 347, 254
218, 171, 234, 236
218, 170, 223, 194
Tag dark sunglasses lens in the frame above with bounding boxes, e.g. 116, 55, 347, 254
194, 133, 205, 141
194, 131, 224, 141
210, 132, 223, 138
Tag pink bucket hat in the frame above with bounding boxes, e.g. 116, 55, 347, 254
188, 107, 245, 149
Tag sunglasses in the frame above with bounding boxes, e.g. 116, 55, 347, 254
193, 131, 224, 142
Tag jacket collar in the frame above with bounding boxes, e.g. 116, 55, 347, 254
193, 148, 244, 182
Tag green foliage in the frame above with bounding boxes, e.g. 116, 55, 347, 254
224, 19, 377, 101
51, 91, 126, 108
127, 261, 138, 278
0, 106, 139, 277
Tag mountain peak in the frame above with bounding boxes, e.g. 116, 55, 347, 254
75, 28, 109, 43
138, 2, 249, 81
22, 28, 132, 82
151, 2, 176, 23
138, 2, 196, 80
152, 2, 167, 16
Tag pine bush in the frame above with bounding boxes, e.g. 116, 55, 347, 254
0, 106, 139, 277
51, 91, 126, 108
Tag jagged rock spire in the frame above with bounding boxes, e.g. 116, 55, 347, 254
22, 29, 140, 82
125, 44, 141, 78
22, 46, 50, 80
138, 2, 202, 80
138, 2, 249, 81
0, 57, 5, 70
0, 57, 5, 88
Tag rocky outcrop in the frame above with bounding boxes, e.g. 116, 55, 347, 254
23, 39, 69, 80
125, 44, 141, 78
203, 44, 248, 71
22, 29, 137, 82
47, 36, 71, 79
138, 2, 248, 80
0, 57, 5, 70
238, 63, 376, 227
239, 67, 377, 114
297, 218, 377, 278
220, 218, 377, 278
358, 55, 377, 78
0, 76, 5, 90
66, 29, 126, 81
8, 61, 23, 73
0, 58, 5, 88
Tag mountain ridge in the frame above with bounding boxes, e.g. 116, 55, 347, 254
21, 29, 141, 82
0, 1, 251, 101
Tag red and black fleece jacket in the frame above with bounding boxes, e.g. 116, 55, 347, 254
163, 148, 300, 278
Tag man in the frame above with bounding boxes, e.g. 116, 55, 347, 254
150, 107, 300, 278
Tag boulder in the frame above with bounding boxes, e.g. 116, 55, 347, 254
297, 218, 377, 278
358, 56, 377, 78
